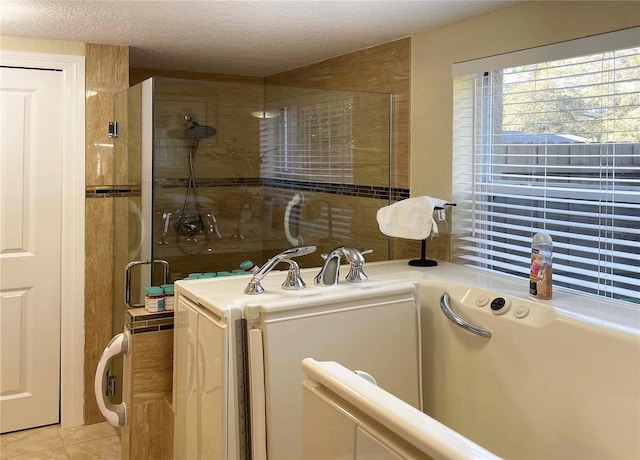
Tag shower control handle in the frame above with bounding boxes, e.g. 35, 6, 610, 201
162, 212, 172, 235
205, 213, 223, 239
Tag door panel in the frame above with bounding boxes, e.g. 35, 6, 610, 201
0, 67, 63, 433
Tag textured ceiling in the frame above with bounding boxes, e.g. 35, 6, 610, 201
1, 1, 518, 76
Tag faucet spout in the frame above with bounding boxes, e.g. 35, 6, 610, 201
314, 247, 369, 287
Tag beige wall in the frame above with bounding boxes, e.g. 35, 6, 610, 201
0, 35, 85, 55
411, 1, 640, 202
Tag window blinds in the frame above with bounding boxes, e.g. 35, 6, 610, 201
260, 97, 354, 183
452, 43, 640, 303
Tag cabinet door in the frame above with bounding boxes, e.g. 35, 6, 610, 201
173, 294, 199, 460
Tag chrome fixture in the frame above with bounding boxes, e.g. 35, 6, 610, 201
176, 115, 217, 254
156, 211, 173, 245
440, 292, 492, 338
124, 259, 169, 308
314, 247, 371, 287
244, 246, 317, 295
205, 213, 224, 239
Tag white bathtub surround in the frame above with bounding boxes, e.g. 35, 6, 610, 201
173, 273, 422, 460
331, 261, 639, 459
362, 260, 640, 334
302, 358, 501, 459
173, 259, 640, 459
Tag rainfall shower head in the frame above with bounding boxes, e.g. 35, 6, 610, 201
184, 121, 216, 139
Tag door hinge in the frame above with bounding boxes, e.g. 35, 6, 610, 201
108, 121, 119, 138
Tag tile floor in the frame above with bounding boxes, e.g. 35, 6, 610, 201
0, 422, 120, 459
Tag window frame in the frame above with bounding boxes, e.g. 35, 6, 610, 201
451, 28, 640, 305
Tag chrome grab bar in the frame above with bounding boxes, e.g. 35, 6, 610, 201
440, 292, 492, 338
125, 259, 170, 308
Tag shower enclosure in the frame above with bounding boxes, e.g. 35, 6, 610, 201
112, 76, 392, 331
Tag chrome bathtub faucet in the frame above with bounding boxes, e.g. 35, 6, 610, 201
314, 247, 371, 287
244, 245, 317, 295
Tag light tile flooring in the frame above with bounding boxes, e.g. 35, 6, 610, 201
0, 422, 120, 459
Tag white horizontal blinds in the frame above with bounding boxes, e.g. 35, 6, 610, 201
452, 43, 640, 304
260, 97, 354, 183
259, 110, 281, 178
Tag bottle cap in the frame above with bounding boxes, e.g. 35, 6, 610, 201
532, 232, 553, 245
240, 260, 257, 271
146, 286, 164, 296
201, 273, 217, 278
216, 271, 231, 277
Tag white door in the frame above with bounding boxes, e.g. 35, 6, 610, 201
0, 66, 63, 433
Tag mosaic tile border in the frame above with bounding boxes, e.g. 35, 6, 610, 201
85, 180, 409, 201
263, 178, 409, 201
155, 177, 262, 188
153, 177, 409, 201
125, 308, 174, 334
85, 186, 141, 198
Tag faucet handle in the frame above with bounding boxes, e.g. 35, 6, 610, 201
344, 247, 369, 283
345, 264, 368, 283
279, 246, 315, 290
282, 264, 306, 290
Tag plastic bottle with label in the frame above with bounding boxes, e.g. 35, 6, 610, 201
162, 284, 174, 311
145, 286, 165, 312
529, 232, 553, 300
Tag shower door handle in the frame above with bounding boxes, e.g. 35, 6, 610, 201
440, 292, 492, 338
284, 193, 304, 246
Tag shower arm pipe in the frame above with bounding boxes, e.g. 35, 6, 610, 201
187, 139, 207, 223
176, 138, 209, 243
440, 292, 492, 338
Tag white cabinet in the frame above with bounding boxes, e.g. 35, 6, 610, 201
173, 292, 230, 459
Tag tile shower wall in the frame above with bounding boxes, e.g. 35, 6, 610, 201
86, 36, 426, 425
84, 43, 129, 425
151, 77, 269, 279
265, 38, 411, 190
265, 37, 449, 261
261, 86, 393, 262
132, 38, 447, 265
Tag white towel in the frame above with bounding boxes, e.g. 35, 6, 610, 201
376, 196, 449, 240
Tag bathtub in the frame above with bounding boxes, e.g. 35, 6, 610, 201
301, 263, 640, 459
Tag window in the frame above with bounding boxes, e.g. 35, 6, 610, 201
260, 97, 354, 183
452, 29, 640, 304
